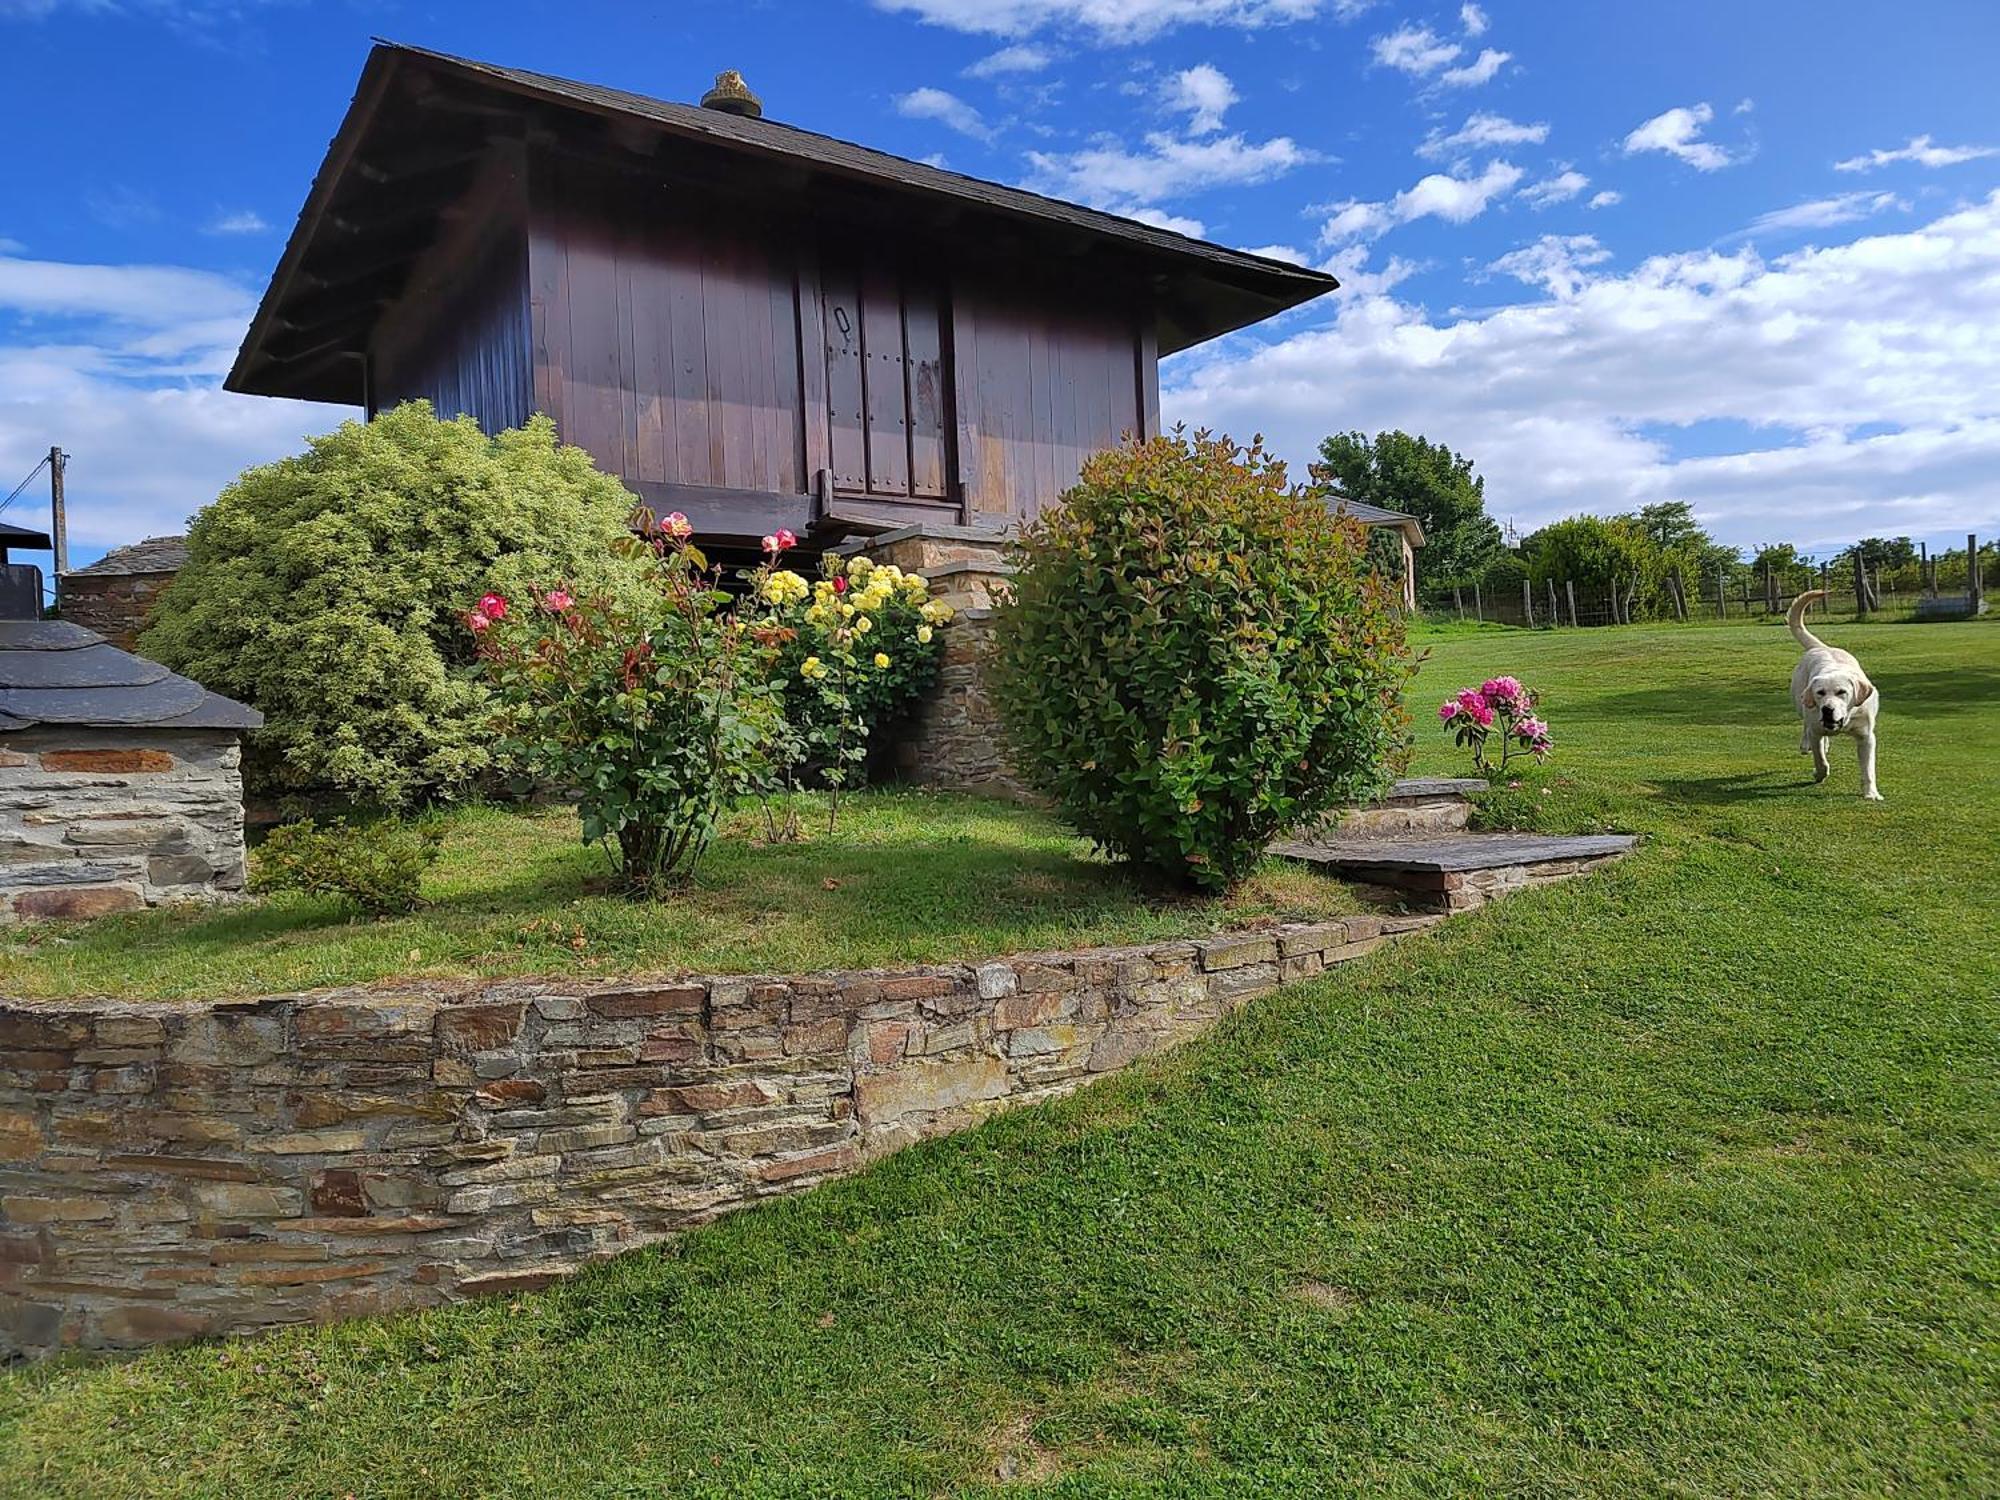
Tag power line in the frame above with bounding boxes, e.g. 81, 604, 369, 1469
0, 454, 51, 516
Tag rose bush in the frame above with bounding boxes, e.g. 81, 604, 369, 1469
1439, 675, 1552, 775
471, 513, 782, 895
749, 551, 950, 831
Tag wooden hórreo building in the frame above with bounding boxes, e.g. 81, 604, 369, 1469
227, 44, 1335, 549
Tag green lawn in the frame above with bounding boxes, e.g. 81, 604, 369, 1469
3, 617, 1996, 1497
0, 796, 1358, 1001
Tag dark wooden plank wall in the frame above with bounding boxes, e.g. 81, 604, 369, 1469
952, 281, 1147, 524
527, 153, 807, 499
369, 154, 533, 432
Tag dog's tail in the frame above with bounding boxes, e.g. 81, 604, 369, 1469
1788, 589, 1828, 651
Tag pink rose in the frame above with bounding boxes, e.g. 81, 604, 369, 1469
663, 511, 694, 540
776, 528, 798, 550
478, 593, 507, 620
543, 589, 574, 612
833, 576, 848, 594
760, 534, 780, 555
464, 609, 491, 633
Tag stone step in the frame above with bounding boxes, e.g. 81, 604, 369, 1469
1328, 776, 1489, 837
1270, 831, 1636, 913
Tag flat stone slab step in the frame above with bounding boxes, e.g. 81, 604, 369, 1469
1274, 832, 1635, 874
1380, 777, 1488, 801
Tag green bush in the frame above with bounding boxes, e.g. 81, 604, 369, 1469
250, 818, 442, 915
994, 431, 1413, 892
140, 402, 650, 810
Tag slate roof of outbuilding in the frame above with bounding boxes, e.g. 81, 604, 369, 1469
1326, 496, 1426, 546
0, 620, 261, 734
63, 536, 190, 577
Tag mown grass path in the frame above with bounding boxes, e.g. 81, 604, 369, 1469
3, 619, 1994, 1497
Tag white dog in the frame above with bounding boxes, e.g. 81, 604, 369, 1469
1788, 590, 1881, 800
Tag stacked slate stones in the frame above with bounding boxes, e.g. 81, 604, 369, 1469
0, 620, 261, 921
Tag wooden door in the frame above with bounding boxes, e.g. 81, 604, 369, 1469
816, 264, 953, 508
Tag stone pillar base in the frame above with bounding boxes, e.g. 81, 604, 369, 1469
840, 524, 1029, 799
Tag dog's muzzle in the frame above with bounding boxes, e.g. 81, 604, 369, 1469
1822, 708, 1841, 730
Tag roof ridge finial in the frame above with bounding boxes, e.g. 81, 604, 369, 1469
700, 69, 762, 118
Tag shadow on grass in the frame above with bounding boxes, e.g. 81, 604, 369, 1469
1649, 768, 1835, 806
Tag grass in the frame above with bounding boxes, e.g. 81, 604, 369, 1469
0, 796, 1359, 1001
3, 616, 1997, 1497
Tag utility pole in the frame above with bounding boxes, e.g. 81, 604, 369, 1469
48, 446, 68, 579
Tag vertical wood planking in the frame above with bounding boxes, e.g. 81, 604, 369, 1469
949, 288, 985, 517
628, 203, 670, 485
769, 268, 804, 493
860, 267, 910, 495
823, 266, 867, 490
795, 250, 831, 496
1027, 308, 1058, 508
904, 284, 947, 498
664, 214, 711, 487
1137, 316, 1160, 441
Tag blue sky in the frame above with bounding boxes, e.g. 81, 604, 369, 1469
4, 0, 1999, 567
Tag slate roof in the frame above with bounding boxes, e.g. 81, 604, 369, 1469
0, 620, 262, 734
1327, 496, 1426, 545
64, 535, 189, 577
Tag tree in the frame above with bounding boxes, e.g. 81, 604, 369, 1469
1856, 536, 1918, 571
1312, 430, 1503, 587
141, 403, 653, 810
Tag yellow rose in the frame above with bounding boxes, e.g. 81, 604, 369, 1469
799, 655, 821, 678
762, 569, 809, 606
846, 555, 873, 577
873, 652, 890, 669
854, 614, 872, 635
903, 574, 928, 594
916, 625, 933, 644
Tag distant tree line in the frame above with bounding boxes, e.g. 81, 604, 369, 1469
1312, 428, 1993, 620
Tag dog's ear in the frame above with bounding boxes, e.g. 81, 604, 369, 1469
1854, 673, 1875, 705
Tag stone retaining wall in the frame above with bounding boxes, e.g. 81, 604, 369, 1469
0, 912, 1439, 1357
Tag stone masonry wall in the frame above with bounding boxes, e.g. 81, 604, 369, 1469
0, 913, 1439, 1357
849, 526, 1025, 798
57, 571, 177, 653
1, 727, 250, 922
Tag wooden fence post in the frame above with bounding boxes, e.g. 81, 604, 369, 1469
1972, 533, 1985, 612
1452, 583, 1464, 620
1473, 576, 1483, 622
1854, 547, 1870, 618
1715, 570, 1727, 619
1548, 577, 1559, 627
1565, 579, 1578, 628
1523, 577, 1535, 628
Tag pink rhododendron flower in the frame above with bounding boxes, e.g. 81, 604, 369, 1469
543, 589, 574, 612
663, 511, 693, 540
1439, 699, 1460, 721
478, 593, 507, 620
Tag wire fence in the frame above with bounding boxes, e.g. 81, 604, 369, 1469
1420, 544, 1989, 629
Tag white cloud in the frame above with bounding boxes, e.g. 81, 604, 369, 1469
1588, 190, 1622, 209
896, 87, 994, 140
1745, 191, 1907, 236
0, 252, 335, 552
1520, 169, 1590, 209
1318, 243, 1422, 297
1027, 131, 1317, 206
1485, 233, 1610, 298
964, 44, 1053, 77
1241, 242, 1310, 266
1418, 112, 1548, 160
1163, 63, 1237, 134
1319, 158, 1523, 244
1623, 103, 1738, 171
202, 209, 269, 236
876, 0, 1324, 43
1834, 134, 1999, 173
1459, 2, 1487, 35
1165, 193, 2000, 550
1371, 22, 1459, 75
1396, 158, 1523, 223
1439, 47, 1509, 88
1128, 206, 1207, 237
